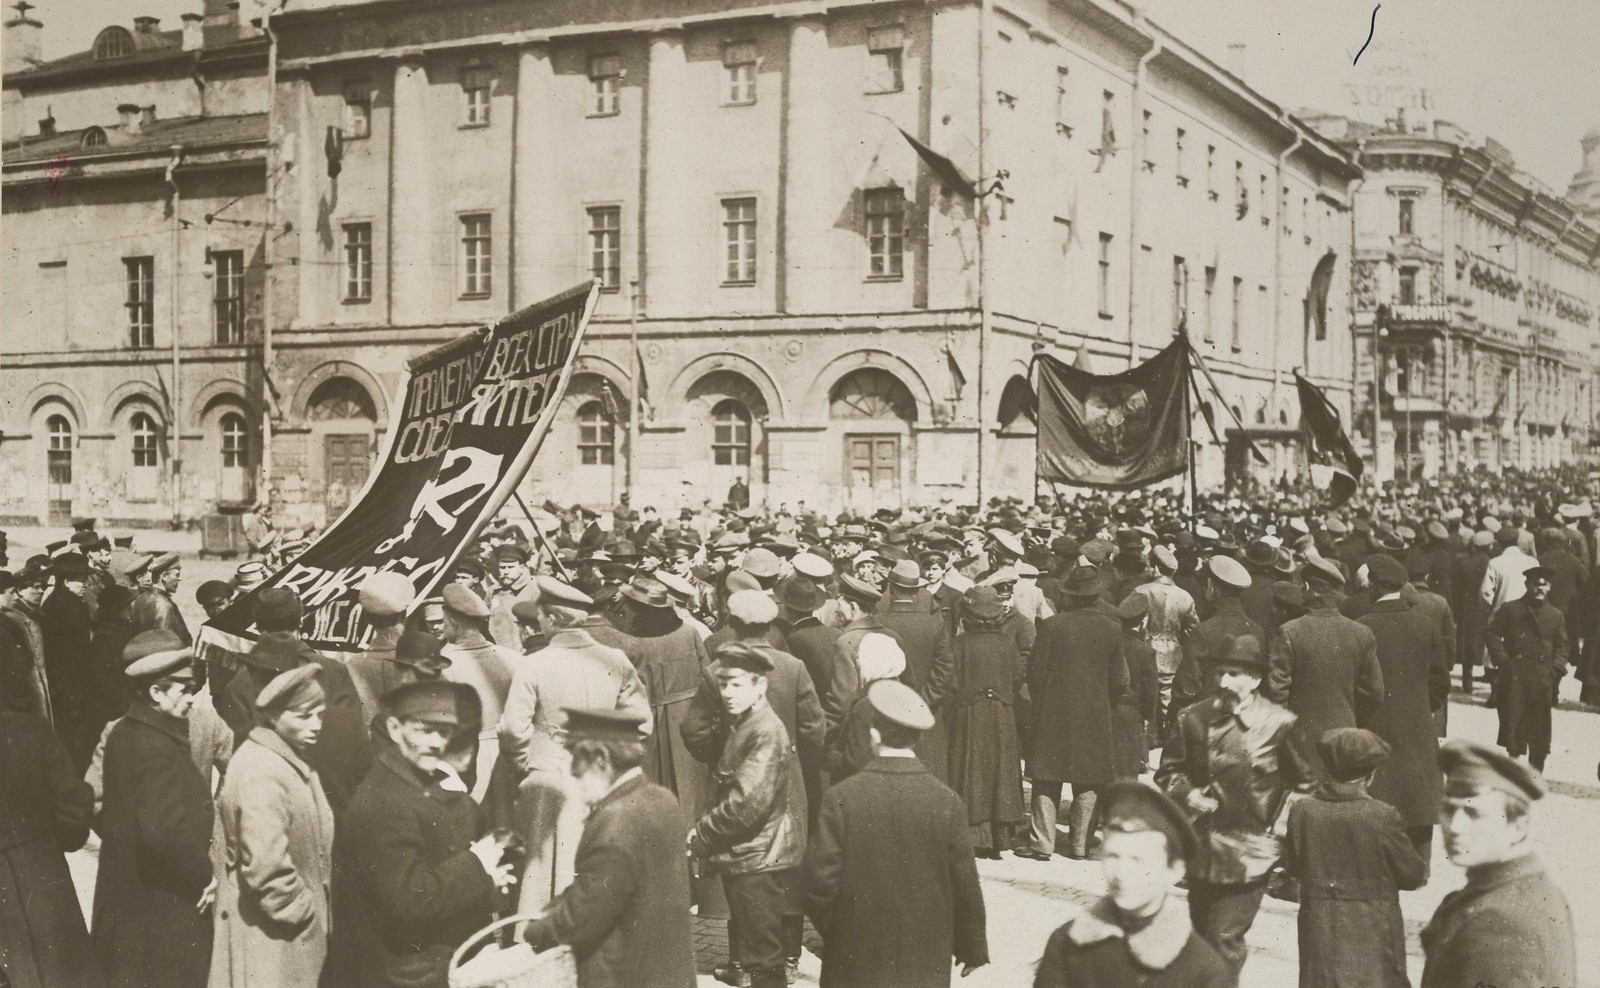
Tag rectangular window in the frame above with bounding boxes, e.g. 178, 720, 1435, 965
1398, 196, 1415, 235
866, 25, 904, 94
588, 54, 622, 116
124, 256, 154, 348
722, 198, 758, 285
1203, 266, 1217, 342
459, 213, 492, 297
864, 187, 905, 279
342, 81, 370, 139
723, 42, 757, 105
461, 66, 491, 126
1398, 266, 1417, 304
212, 250, 245, 343
587, 206, 622, 291
342, 223, 372, 302
1097, 233, 1114, 317
1172, 256, 1188, 332
1230, 276, 1243, 351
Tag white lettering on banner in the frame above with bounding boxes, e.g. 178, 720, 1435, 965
374, 446, 505, 554
393, 412, 456, 464
460, 370, 557, 428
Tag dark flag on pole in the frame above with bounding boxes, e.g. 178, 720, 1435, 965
897, 128, 976, 199
1295, 371, 1363, 506
1033, 337, 1190, 489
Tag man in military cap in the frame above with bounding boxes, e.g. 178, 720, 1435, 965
804, 679, 988, 987
1420, 739, 1574, 988
521, 706, 697, 988
1486, 565, 1568, 774
1032, 781, 1228, 988
440, 581, 523, 796
1171, 556, 1262, 731
347, 571, 419, 731
489, 542, 539, 649
194, 580, 235, 619
131, 551, 190, 644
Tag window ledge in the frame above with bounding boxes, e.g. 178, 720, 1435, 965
721, 280, 757, 288
865, 87, 904, 96
586, 110, 620, 119
865, 274, 904, 284
342, 297, 372, 305
597, 284, 621, 294
1098, 311, 1114, 321
459, 121, 490, 130
722, 99, 757, 108
459, 292, 492, 301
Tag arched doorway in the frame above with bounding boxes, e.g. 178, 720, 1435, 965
307, 377, 378, 513
993, 375, 1037, 501
830, 368, 915, 514
687, 370, 770, 509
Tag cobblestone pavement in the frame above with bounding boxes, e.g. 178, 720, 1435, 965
17, 529, 1597, 988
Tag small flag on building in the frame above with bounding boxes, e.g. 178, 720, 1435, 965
636, 347, 654, 421
945, 342, 967, 399
1092, 104, 1117, 173
898, 128, 976, 198
325, 125, 343, 180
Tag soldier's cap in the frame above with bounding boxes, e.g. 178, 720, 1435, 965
987, 529, 1025, 558
1015, 561, 1040, 579
1151, 545, 1179, 572
255, 531, 280, 552
776, 575, 825, 613
394, 629, 449, 669
1323, 517, 1349, 536
741, 547, 782, 579
1320, 728, 1390, 782
1100, 780, 1198, 863
52, 553, 89, 578
494, 543, 530, 564
256, 664, 324, 715
759, 538, 802, 559
149, 552, 181, 575
1303, 557, 1345, 589
1206, 555, 1252, 590
452, 555, 489, 581
359, 571, 417, 619
510, 598, 543, 625
885, 559, 926, 589
44, 540, 67, 555
124, 641, 195, 683
724, 570, 763, 594
652, 570, 698, 604
122, 629, 189, 675
1522, 565, 1554, 584
1207, 635, 1269, 676
711, 531, 752, 553
252, 587, 304, 628
792, 552, 834, 581
1470, 530, 1494, 548
850, 549, 882, 568
1366, 554, 1408, 588
1116, 592, 1149, 622
195, 580, 234, 608
1426, 520, 1450, 542
112, 533, 135, 549
1439, 738, 1544, 804
233, 560, 269, 589
561, 706, 648, 744
1288, 517, 1312, 537
867, 679, 934, 732
1272, 581, 1306, 609
836, 572, 881, 605
380, 680, 464, 725
1481, 515, 1502, 533
727, 589, 780, 625
442, 582, 490, 619
529, 574, 587, 610
711, 640, 774, 676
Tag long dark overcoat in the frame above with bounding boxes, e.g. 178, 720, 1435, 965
40, 586, 101, 769
1485, 596, 1569, 757
524, 773, 697, 988
1027, 604, 1127, 785
1114, 631, 1160, 778
1283, 782, 1426, 988
0, 710, 103, 988
92, 700, 215, 988
1358, 599, 1448, 827
878, 599, 956, 782
1266, 606, 1384, 781
946, 628, 1025, 833
803, 757, 987, 988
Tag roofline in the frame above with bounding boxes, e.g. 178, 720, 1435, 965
3, 35, 268, 92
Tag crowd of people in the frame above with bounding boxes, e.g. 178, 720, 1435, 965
0, 463, 1590, 988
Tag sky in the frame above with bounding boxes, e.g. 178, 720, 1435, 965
35, 0, 1600, 191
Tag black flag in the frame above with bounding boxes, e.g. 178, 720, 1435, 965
1295, 371, 1363, 506
1034, 338, 1190, 489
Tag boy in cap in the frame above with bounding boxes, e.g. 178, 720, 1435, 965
804, 680, 988, 987
1421, 740, 1574, 988
1033, 781, 1228, 988
1283, 728, 1425, 988
521, 707, 697, 988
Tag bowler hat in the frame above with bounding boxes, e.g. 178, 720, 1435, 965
1208, 635, 1269, 676
776, 575, 825, 613
621, 576, 673, 609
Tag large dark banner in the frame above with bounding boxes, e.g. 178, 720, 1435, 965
1034, 338, 1190, 489
1295, 371, 1364, 506
198, 282, 599, 661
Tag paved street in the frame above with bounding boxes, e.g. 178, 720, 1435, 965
14, 526, 1598, 988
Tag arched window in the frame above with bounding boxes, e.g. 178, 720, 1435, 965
94, 27, 133, 60
829, 368, 916, 421
46, 415, 73, 484
711, 399, 752, 466
131, 412, 160, 466
82, 127, 107, 148
307, 377, 377, 421
576, 401, 615, 465
221, 412, 248, 468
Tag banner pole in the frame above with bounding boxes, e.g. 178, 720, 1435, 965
1184, 344, 1198, 531
517, 492, 572, 582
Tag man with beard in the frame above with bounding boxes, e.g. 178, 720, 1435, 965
1485, 566, 1569, 774
131, 553, 190, 645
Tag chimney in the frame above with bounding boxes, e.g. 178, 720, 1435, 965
38, 107, 54, 136
118, 102, 142, 134
3, 0, 43, 75
203, 0, 236, 28
181, 12, 202, 50
132, 15, 159, 33
1226, 42, 1246, 78
141, 105, 157, 129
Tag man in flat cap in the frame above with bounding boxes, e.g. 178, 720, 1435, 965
488, 542, 538, 650
131, 551, 190, 645
1033, 781, 1227, 988
499, 576, 651, 913
332, 680, 515, 988
195, 580, 236, 619
1283, 728, 1425, 988
1485, 564, 1568, 774
690, 643, 803, 988
348, 571, 419, 731
522, 707, 697, 988
1420, 739, 1574, 988
94, 637, 215, 988
439, 581, 523, 797
804, 680, 988, 987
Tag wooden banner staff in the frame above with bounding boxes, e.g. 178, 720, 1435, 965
1184, 338, 1268, 466
514, 492, 573, 582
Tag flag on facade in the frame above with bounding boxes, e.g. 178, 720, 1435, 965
197, 282, 600, 660
897, 127, 976, 198
1305, 251, 1337, 341
1295, 371, 1363, 506
636, 346, 653, 421
945, 341, 967, 399
325, 125, 342, 179
1093, 104, 1117, 173
1033, 337, 1190, 488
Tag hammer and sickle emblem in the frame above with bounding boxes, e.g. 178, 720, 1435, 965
376, 447, 505, 555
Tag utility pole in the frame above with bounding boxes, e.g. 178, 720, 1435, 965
627, 279, 641, 502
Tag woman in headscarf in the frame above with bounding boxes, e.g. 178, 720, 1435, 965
946, 587, 1026, 858
209, 666, 335, 988
825, 633, 907, 782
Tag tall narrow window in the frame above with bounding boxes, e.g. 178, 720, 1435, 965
576, 400, 615, 465
46, 416, 73, 485
711, 400, 752, 466
1172, 256, 1188, 331
723, 42, 757, 105
459, 214, 492, 297
461, 66, 491, 126
124, 256, 154, 348
343, 81, 371, 138
1398, 196, 1415, 235
866, 26, 904, 94
221, 412, 248, 468
1231, 276, 1243, 350
587, 206, 622, 291
1203, 266, 1217, 342
212, 250, 244, 343
131, 412, 160, 467
1258, 284, 1270, 343
1398, 266, 1418, 304
1098, 233, 1114, 317
722, 198, 757, 285
864, 187, 905, 279
588, 54, 622, 116
342, 223, 372, 302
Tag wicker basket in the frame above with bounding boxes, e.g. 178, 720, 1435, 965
448, 915, 577, 988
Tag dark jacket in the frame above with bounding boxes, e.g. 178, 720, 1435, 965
1028, 604, 1127, 785
877, 597, 957, 782
1358, 598, 1448, 827
1174, 596, 1263, 716
1284, 781, 1426, 988
1266, 606, 1385, 782
1420, 854, 1575, 988
783, 617, 843, 701
92, 700, 215, 988
804, 756, 987, 987
947, 628, 1026, 830
695, 699, 803, 876
524, 772, 696, 988
330, 746, 495, 988
1114, 631, 1160, 778
40, 586, 101, 769
1032, 896, 1228, 988
1, 710, 103, 988
1485, 596, 1569, 755
130, 587, 191, 645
